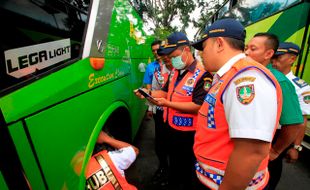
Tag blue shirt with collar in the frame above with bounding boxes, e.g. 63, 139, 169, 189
143, 61, 161, 85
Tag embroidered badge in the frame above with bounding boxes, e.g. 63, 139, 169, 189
209, 81, 223, 97
204, 81, 212, 91
234, 77, 256, 85
185, 78, 195, 87
203, 77, 212, 91
302, 91, 310, 104
236, 84, 255, 105
292, 77, 307, 88
183, 78, 195, 92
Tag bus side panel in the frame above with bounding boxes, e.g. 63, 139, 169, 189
24, 76, 132, 189
8, 122, 45, 190
128, 58, 149, 137
299, 3, 310, 82
104, 1, 152, 138
246, 3, 307, 43
0, 172, 9, 190
302, 23, 310, 138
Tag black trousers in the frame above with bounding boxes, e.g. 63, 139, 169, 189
153, 109, 169, 168
166, 123, 206, 190
265, 129, 287, 190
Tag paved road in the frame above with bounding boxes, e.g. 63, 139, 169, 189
127, 118, 310, 190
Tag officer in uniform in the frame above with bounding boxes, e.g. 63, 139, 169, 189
144, 40, 162, 119
85, 131, 139, 190
246, 33, 304, 190
192, 18, 283, 190
272, 42, 310, 162
149, 46, 173, 186
136, 32, 213, 190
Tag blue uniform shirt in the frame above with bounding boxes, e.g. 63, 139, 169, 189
143, 61, 160, 85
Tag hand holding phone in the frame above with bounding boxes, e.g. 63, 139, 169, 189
137, 88, 158, 102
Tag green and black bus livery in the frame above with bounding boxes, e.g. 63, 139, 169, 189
0, 0, 152, 189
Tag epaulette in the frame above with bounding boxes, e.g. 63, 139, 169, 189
292, 77, 308, 88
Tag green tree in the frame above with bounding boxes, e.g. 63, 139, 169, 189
130, 0, 222, 40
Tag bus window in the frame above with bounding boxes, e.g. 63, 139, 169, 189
224, 0, 301, 26
218, 1, 230, 19
0, 0, 89, 95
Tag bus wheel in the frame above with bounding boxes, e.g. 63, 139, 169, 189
103, 107, 132, 143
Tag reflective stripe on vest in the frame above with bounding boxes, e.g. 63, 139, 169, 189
155, 65, 171, 111
194, 58, 282, 189
164, 63, 206, 131
154, 64, 169, 88
195, 162, 269, 190
86, 150, 137, 190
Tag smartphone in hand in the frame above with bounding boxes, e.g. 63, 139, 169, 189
137, 88, 158, 102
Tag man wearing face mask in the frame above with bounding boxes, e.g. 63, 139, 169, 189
138, 32, 213, 190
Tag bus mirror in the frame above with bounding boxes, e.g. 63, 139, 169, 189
90, 58, 105, 70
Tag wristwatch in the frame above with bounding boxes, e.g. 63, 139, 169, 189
293, 144, 303, 152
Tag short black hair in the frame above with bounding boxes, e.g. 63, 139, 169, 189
151, 40, 161, 47
224, 37, 245, 51
254, 32, 279, 52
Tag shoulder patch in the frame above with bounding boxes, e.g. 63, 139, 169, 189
203, 77, 212, 91
236, 84, 255, 105
302, 91, 310, 104
292, 77, 308, 88
234, 76, 256, 85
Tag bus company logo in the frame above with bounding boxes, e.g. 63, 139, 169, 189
4, 39, 71, 78
88, 73, 115, 88
88, 69, 125, 88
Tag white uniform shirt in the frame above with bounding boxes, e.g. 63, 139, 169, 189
286, 71, 310, 115
108, 146, 136, 176
219, 53, 278, 142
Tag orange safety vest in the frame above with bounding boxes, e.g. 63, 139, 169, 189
194, 58, 282, 190
86, 150, 137, 190
154, 64, 170, 88
163, 62, 206, 131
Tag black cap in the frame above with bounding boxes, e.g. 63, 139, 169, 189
159, 32, 190, 55
192, 18, 246, 50
275, 42, 300, 56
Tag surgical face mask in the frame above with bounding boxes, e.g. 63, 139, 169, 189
171, 49, 187, 70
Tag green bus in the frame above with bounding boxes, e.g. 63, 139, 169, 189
207, 0, 310, 149
0, 0, 152, 189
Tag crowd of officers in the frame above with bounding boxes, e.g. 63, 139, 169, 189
86, 18, 310, 190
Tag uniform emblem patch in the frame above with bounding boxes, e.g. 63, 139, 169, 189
302, 91, 310, 104
236, 84, 255, 105
234, 76, 256, 85
185, 78, 195, 87
203, 77, 212, 91
204, 81, 211, 91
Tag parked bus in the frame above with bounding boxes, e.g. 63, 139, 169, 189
204, 0, 310, 149
0, 0, 153, 189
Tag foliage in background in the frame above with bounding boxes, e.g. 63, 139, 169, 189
130, 0, 223, 40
